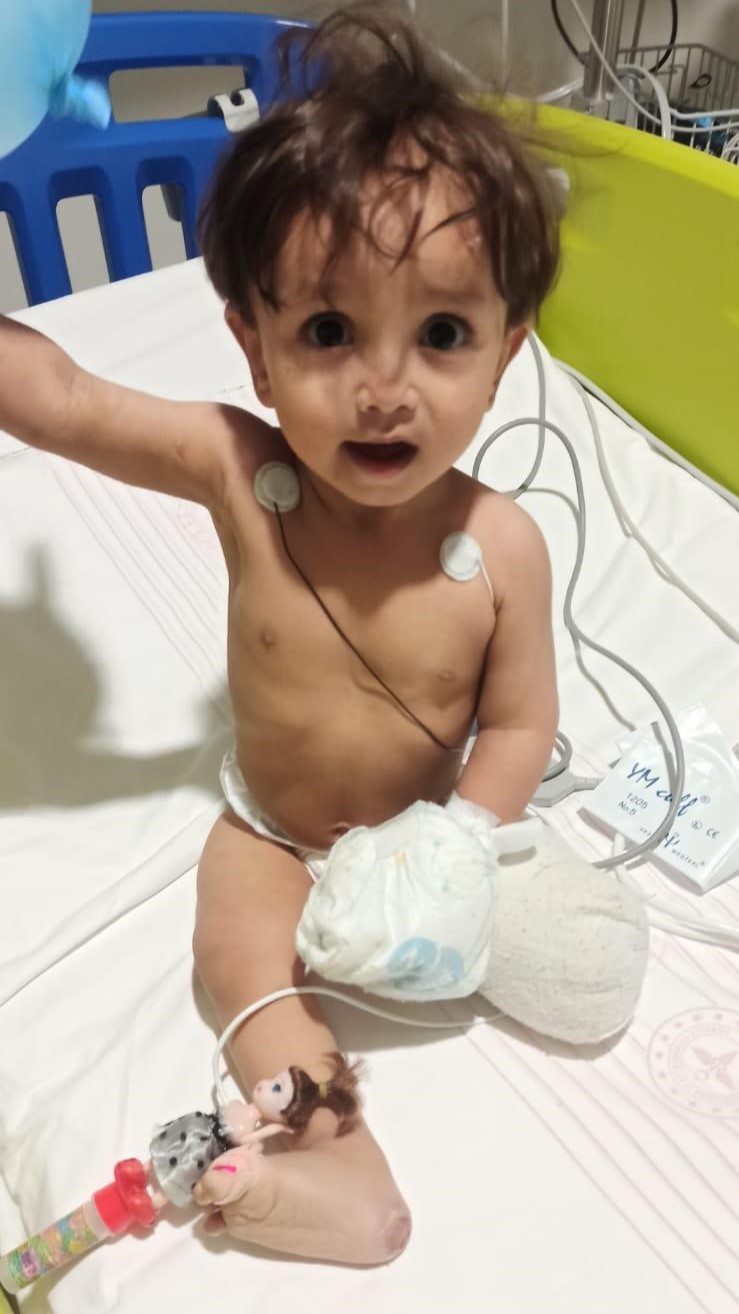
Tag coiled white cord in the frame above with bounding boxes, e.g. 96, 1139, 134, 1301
609, 834, 739, 951
563, 0, 739, 136
473, 334, 739, 949
212, 986, 504, 1109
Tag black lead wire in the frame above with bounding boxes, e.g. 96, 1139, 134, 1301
273, 504, 461, 754
550, 0, 679, 76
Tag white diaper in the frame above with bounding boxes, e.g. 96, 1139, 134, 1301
296, 798, 502, 1001
221, 753, 650, 1043
296, 796, 650, 1042
220, 748, 328, 879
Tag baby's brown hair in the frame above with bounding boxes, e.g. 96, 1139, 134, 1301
199, 2, 562, 330
282, 1051, 365, 1137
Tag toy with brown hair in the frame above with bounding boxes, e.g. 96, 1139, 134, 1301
193, 1053, 365, 1216
0, 1052, 365, 1294
257, 1050, 364, 1136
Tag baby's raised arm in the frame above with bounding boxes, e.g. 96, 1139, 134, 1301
0, 315, 262, 506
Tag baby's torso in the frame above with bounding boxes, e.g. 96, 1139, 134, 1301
213, 428, 499, 850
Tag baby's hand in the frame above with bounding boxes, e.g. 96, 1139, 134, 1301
192, 1142, 265, 1226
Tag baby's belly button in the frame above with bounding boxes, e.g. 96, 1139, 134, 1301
236, 728, 462, 840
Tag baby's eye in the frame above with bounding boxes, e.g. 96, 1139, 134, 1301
303, 314, 352, 349
271, 1082, 282, 1094
420, 316, 469, 351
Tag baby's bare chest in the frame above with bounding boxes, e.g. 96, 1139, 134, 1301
223, 508, 496, 721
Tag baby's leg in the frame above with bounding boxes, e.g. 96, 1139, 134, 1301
192, 810, 411, 1265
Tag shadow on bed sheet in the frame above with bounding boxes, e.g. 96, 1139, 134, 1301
190, 966, 621, 1072
0, 548, 228, 809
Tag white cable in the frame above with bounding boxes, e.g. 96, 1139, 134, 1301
437, 46, 488, 92
473, 336, 739, 942
213, 909, 737, 1108
722, 130, 739, 164
537, 59, 673, 138
475, 403, 687, 869
646, 905, 739, 950
473, 349, 688, 872
537, 76, 592, 103
565, 0, 739, 135
611, 834, 739, 950
568, 379, 739, 644
212, 986, 504, 1108
612, 62, 673, 137
500, 0, 509, 70
553, 359, 739, 514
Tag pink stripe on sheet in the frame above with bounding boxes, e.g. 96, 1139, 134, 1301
447, 751, 739, 1311
553, 766, 739, 991
551, 1049, 736, 1263
552, 788, 739, 1129
50, 459, 228, 705
89, 473, 225, 678
590, 994, 737, 1191
666, 933, 739, 999
616, 1033, 735, 1192
457, 1020, 730, 1314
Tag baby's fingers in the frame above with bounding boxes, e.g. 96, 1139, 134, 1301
192, 1163, 240, 1208
193, 1144, 263, 1208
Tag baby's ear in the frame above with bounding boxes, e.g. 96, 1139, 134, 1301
496, 323, 529, 380
504, 324, 529, 368
488, 323, 529, 405
224, 303, 274, 408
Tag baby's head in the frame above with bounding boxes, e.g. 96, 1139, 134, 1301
200, 3, 562, 512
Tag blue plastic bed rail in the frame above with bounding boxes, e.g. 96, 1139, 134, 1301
0, 11, 306, 306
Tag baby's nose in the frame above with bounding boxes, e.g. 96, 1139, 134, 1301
356, 347, 416, 418
357, 369, 416, 419
357, 393, 415, 430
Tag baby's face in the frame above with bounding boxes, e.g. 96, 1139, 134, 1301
230, 168, 526, 514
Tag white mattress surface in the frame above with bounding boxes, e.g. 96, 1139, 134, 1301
0, 260, 737, 1314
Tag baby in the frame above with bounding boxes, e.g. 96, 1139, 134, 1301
0, 4, 561, 1268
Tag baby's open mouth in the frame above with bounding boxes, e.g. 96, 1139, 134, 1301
343, 441, 417, 473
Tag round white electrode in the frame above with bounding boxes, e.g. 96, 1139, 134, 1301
254, 462, 301, 513
439, 531, 483, 582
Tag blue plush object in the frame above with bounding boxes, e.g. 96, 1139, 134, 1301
0, 0, 110, 160
0, 10, 305, 305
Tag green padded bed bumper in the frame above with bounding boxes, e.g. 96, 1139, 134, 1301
512, 104, 738, 495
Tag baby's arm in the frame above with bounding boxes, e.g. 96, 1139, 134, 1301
457, 501, 559, 823
0, 315, 268, 505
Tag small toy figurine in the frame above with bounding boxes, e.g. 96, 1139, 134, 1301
251, 1050, 364, 1137
0, 1052, 363, 1294
192, 1052, 365, 1213
148, 1098, 285, 1209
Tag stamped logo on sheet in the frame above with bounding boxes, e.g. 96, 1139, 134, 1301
648, 1008, 739, 1118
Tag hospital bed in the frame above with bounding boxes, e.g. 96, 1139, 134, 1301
0, 12, 737, 1314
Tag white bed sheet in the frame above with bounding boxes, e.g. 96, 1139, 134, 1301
0, 259, 737, 1314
